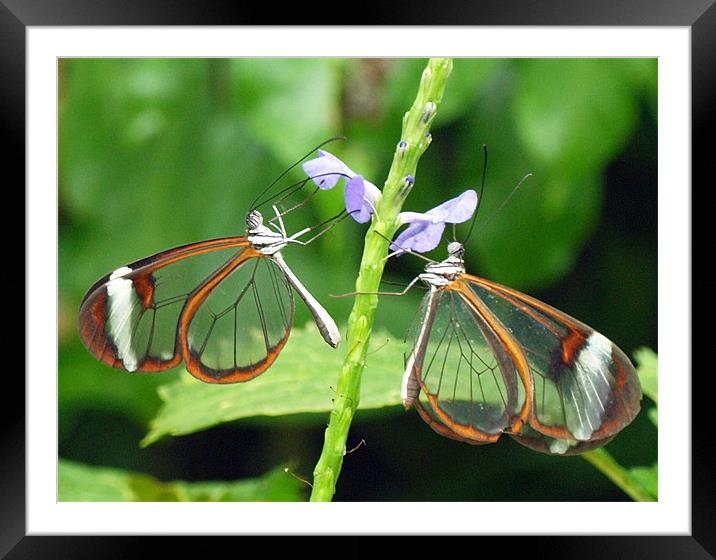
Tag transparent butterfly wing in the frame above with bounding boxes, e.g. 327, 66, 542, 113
465, 275, 642, 452
182, 255, 294, 382
510, 424, 617, 456
79, 238, 251, 373
404, 287, 527, 443
79, 237, 295, 383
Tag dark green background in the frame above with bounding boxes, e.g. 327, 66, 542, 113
59, 58, 657, 501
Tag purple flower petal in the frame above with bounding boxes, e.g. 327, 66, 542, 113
428, 189, 478, 223
391, 189, 478, 254
390, 221, 446, 254
345, 175, 370, 223
398, 189, 478, 225
302, 148, 383, 223
345, 175, 381, 223
302, 150, 356, 190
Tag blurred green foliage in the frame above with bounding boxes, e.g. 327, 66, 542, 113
59, 460, 304, 501
59, 58, 657, 501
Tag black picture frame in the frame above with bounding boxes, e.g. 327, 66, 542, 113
8, 0, 705, 557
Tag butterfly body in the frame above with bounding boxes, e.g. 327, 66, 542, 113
418, 249, 466, 286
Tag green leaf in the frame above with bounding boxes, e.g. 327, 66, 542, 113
634, 347, 658, 405
143, 324, 406, 445
582, 348, 657, 501
634, 348, 657, 427
59, 459, 305, 502
581, 448, 656, 502
628, 463, 658, 500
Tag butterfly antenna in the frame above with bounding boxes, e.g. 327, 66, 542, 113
267, 185, 320, 225
472, 172, 533, 239
462, 144, 488, 245
255, 178, 311, 213
249, 136, 346, 210
267, 169, 355, 225
288, 209, 352, 246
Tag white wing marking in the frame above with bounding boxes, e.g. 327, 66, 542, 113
106, 266, 139, 371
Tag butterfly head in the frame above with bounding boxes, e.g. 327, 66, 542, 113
246, 210, 264, 231
447, 241, 465, 260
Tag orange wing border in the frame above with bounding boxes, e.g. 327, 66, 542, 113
461, 273, 642, 443
79, 237, 296, 383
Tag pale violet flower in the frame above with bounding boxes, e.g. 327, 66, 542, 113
391, 189, 478, 254
302, 150, 381, 224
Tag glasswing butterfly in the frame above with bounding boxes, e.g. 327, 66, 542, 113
79, 148, 344, 384
399, 240, 642, 455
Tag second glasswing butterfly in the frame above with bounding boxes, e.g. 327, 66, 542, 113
78, 143, 345, 384
396, 240, 642, 455
382, 152, 642, 455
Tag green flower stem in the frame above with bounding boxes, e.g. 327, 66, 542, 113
582, 448, 655, 502
310, 59, 453, 502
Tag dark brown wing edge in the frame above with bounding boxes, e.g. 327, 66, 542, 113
78, 237, 251, 374
410, 285, 524, 444
463, 274, 643, 443
178, 253, 294, 384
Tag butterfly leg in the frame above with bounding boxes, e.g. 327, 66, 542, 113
271, 252, 341, 348
272, 204, 288, 237
330, 275, 422, 299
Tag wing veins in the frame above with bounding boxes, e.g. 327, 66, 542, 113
490, 367, 507, 408
252, 279, 272, 355
233, 304, 238, 369
450, 293, 509, 420
212, 260, 259, 321
451, 312, 493, 410
580, 367, 606, 413
469, 350, 475, 427
436, 324, 456, 397
452, 350, 463, 404
450, 297, 494, 370
197, 317, 217, 359
557, 385, 569, 427
267, 261, 290, 330
154, 293, 191, 309
423, 303, 452, 383
106, 289, 143, 339
144, 308, 157, 359
568, 382, 591, 436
